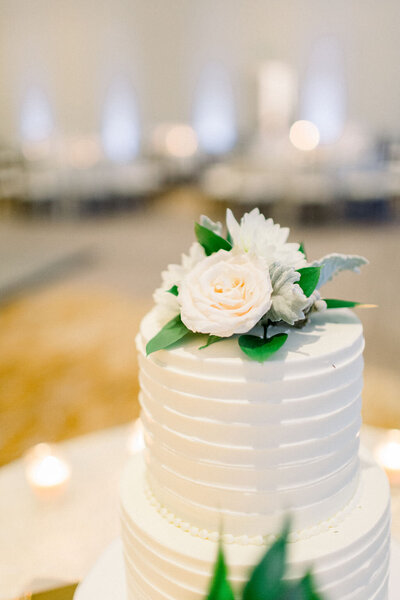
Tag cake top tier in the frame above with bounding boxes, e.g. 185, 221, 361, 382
146, 208, 369, 363
139, 308, 363, 381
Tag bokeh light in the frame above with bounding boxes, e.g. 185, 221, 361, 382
289, 120, 320, 151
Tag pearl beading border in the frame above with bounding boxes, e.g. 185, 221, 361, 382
144, 479, 362, 546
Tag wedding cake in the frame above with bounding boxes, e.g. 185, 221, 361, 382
120, 209, 391, 599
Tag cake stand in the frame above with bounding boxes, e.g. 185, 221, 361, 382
74, 538, 400, 599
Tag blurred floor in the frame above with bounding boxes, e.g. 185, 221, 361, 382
0, 190, 399, 465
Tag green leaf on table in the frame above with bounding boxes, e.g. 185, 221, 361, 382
299, 242, 306, 258
281, 572, 323, 600
195, 222, 232, 256
297, 267, 321, 298
242, 518, 290, 600
238, 333, 288, 362
324, 299, 376, 309
206, 544, 235, 600
167, 285, 179, 296
146, 314, 190, 356
199, 335, 224, 350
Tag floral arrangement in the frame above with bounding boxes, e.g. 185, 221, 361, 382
147, 209, 369, 362
205, 519, 323, 600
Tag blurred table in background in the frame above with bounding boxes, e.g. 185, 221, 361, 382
1, 423, 400, 600
0, 283, 146, 466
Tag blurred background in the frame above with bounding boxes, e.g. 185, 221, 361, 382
1, 0, 400, 467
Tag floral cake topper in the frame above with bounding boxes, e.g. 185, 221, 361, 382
147, 209, 369, 362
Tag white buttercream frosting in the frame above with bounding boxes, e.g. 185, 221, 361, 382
136, 308, 364, 534
120, 452, 390, 600
143, 476, 362, 546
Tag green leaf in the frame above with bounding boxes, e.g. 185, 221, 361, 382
281, 572, 323, 600
167, 285, 179, 296
238, 333, 288, 363
298, 572, 323, 600
199, 335, 224, 350
195, 222, 232, 256
206, 544, 235, 600
299, 242, 306, 258
297, 267, 321, 298
324, 299, 373, 309
146, 314, 190, 356
242, 518, 290, 600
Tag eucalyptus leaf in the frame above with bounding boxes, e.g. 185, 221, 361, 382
299, 242, 306, 258
146, 314, 190, 356
324, 299, 372, 309
242, 518, 290, 600
199, 335, 224, 350
206, 545, 235, 600
167, 285, 179, 296
195, 222, 232, 256
239, 333, 288, 362
297, 267, 321, 298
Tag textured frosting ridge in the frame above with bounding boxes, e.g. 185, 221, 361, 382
121, 453, 391, 600
137, 309, 364, 534
143, 476, 363, 546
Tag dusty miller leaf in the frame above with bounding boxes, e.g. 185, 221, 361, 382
311, 253, 368, 289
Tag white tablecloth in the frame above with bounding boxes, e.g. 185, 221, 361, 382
0, 424, 132, 600
1, 424, 399, 600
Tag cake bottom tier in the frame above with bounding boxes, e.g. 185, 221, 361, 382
120, 452, 391, 600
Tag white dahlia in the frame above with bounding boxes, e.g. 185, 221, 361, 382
153, 242, 206, 324
226, 208, 306, 270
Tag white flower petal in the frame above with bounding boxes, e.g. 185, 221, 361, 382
226, 209, 241, 244
153, 242, 205, 325
226, 208, 306, 270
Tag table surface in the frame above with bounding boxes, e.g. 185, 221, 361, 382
1, 423, 400, 600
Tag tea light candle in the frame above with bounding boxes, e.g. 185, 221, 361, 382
375, 429, 400, 486
127, 419, 145, 454
25, 443, 71, 499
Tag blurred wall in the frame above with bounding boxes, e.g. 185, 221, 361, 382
0, 0, 400, 145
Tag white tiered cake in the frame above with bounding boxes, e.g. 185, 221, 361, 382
120, 209, 391, 599
120, 308, 390, 599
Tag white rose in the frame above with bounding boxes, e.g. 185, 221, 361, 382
179, 250, 273, 337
